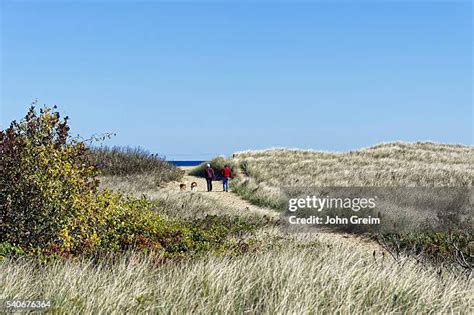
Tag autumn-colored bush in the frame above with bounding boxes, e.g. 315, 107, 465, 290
0, 105, 100, 250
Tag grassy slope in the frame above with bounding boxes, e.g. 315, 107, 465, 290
228, 141, 473, 269
234, 141, 473, 187
229, 141, 474, 208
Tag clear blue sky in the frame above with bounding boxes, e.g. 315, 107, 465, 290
1, 1, 472, 160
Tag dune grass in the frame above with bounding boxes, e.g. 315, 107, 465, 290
226, 141, 473, 208
1, 230, 471, 314
225, 142, 474, 268
188, 156, 239, 178
233, 141, 473, 187
89, 146, 184, 184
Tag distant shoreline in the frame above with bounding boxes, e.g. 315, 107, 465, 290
168, 160, 204, 167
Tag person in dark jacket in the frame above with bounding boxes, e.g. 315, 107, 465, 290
221, 165, 232, 192
204, 163, 215, 192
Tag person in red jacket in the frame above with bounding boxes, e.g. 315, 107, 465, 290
221, 165, 232, 192
204, 163, 215, 192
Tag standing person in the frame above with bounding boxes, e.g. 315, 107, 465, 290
221, 164, 232, 192
204, 163, 215, 192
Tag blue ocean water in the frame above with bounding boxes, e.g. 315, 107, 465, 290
169, 160, 205, 167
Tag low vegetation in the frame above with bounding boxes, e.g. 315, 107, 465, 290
89, 146, 183, 185
1, 231, 471, 313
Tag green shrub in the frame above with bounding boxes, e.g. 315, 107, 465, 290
0, 105, 100, 250
376, 232, 473, 269
0, 242, 25, 258
49, 190, 261, 257
89, 146, 183, 184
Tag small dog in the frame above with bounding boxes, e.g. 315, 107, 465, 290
179, 183, 186, 191
190, 182, 198, 192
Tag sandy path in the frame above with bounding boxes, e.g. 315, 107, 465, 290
179, 167, 278, 218
177, 167, 383, 254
